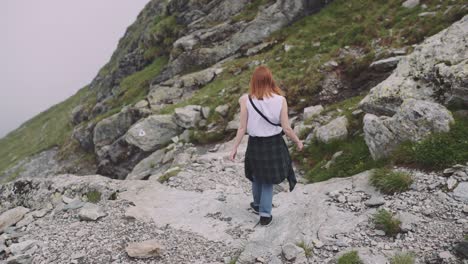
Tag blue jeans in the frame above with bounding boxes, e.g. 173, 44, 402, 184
252, 181, 273, 217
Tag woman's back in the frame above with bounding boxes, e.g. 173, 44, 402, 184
246, 93, 283, 137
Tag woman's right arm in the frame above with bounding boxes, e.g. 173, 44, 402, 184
280, 97, 303, 151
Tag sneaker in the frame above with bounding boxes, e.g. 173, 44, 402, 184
250, 202, 259, 214
260, 216, 273, 226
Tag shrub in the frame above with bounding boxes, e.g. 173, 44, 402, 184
370, 168, 413, 194
158, 167, 181, 183
390, 252, 415, 264
338, 250, 363, 264
86, 190, 102, 203
296, 241, 313, 257
373, 209, 401, 237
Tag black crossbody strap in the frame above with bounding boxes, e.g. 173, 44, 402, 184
248, 95, 281, 127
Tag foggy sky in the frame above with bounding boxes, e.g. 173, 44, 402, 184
0, 0, 150, 138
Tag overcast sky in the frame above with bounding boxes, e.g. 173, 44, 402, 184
0, 0, 150, 138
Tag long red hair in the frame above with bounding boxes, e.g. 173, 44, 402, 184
249, 66, 284, 99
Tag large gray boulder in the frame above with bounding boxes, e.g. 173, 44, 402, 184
125, 115, 181, 152
127, 149, 167, 180
363, 99, 454, 159
93, 107, 143, 157
72, 122, 96, 152
360, 15, 468, 116
315, 116, 348, 143
173, 105, 202, 129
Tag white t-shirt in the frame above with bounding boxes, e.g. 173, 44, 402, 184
246, 93, 283, 137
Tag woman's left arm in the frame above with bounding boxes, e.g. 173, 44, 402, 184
229, 94, 248, 161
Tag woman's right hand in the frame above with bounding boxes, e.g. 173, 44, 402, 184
296, 140, 304, 151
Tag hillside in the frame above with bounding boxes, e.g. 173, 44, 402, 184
1, 0, 468, 263
0, 0, 466, 182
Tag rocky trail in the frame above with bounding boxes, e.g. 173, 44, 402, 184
1, 137, 467, 264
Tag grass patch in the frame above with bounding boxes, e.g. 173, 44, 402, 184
232, 0, 275, 22
158, 167, 181, 183
106, 56, 168, 111
296, 241, 313, 258
338, 251, 363, 264
86, 190, 102, 203
373, 209, 401, 237
390, 252, 415, 264
370, 168, 413, 194
295, 135, 386, 183
391, 114, 468, 170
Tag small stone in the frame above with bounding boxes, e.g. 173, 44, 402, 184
303, 105, 324, 120
347, 194, 361, 203
31, 209, 48, 218
78, 203, 107, 221
0, 207, 30, 234
284, 44, 294, 52
62, 200, 86, 211
443, 168, 455, 176
126, 239, 164, 259
365, 196, 385, 207
215, 105, 229, 117
447, 177, 457, 190
313, 239, 324, 249
201, 107, 211, 119
438, 251, 453, 260
375, 230, 386, 236
402, 0, 419, 8
337, 195, 347, 203
9, 240, 37, 256
282, 242, 304, 261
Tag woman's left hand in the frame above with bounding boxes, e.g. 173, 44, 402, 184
229, 148, 237, 161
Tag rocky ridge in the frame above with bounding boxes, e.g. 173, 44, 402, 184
0, 138, 467, 263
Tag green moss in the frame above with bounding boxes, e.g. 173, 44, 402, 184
338, 251, 363, 264
295, 135, 386, 183
370, 168, 413, 195
232, 0, 275, 22
391, 114, 468, 170
390, 253, 415, 264
373, 209, 401, 237
106, 56, 168, 110
86, 190, 102, 203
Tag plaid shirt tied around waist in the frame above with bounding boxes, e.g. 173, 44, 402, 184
244, 132, 297, 191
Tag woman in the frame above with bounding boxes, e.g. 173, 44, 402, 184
229, 66, 303, 226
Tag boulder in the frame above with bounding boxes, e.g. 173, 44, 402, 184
303, 105, 324, 120
363, 99, 453, 159
70, 104, 87, 125
125, 115, 181, 152
0, 207, 30, 234
9, 240, 38, 256
215, 104, 230, 117
173, 105, 202, 129
360, 15, 468, 115
126, 239, 164, 259
455, 241, 468, 259
147, 85, 184, 111
72, 122, 96, 152
315, 116, 348, 143
453, 182, 468, 202
78, 203, 107, 221
226, 113, 240, 130
127, 149, 166, 180
282, 243, 305, 261
93, 107, 143, 156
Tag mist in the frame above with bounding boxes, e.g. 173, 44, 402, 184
0, 0, 150, 138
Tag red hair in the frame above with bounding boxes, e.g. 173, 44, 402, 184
249, 66, 284, 99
